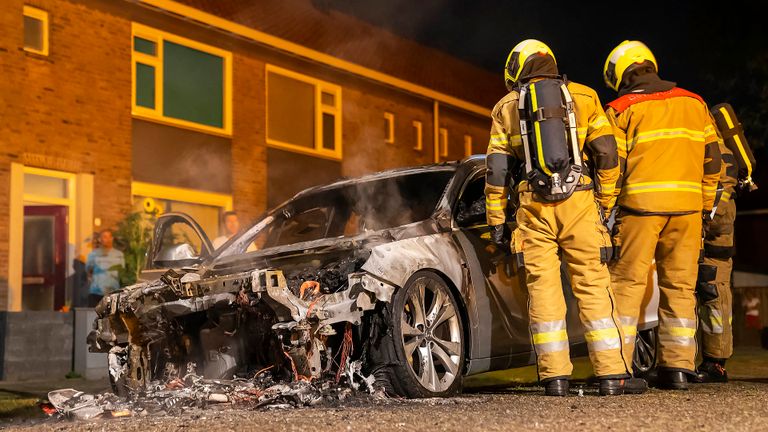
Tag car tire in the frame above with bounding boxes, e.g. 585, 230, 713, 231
370, 271, 465, 398
632, 327, 658, 376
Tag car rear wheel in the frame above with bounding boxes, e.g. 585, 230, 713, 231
632, 327, 657, 376
371, 271, 465, 398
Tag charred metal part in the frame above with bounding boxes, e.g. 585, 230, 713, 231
251, 268, 396, 326
88, 261, 398, 395
159, 269, 184, 296
108, 346, 128, 393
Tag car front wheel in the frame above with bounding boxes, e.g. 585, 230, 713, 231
370, 271, 465, 398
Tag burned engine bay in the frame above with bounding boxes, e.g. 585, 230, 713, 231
87, 246, 399, 409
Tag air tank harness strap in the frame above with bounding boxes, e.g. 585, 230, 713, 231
520, 180, 593, 193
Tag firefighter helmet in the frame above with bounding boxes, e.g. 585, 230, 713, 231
505, 39, 556, 89
603, 40, 658, 91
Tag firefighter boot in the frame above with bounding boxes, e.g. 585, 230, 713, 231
599, 377, 648, 396
657, 368, 688, 390
692, 358, 728, 383
544, 378, 569, 396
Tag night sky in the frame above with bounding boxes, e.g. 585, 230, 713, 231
326, 0, 765, 101
328, 0, 768, 213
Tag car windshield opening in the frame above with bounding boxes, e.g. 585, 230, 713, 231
223, 170, 454, 254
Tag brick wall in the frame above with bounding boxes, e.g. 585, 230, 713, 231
439, 105, 491, 161
341, 80, 490, 176
342, 81, 437, 177
230, 53, 268, 225
0, 0, 133, 309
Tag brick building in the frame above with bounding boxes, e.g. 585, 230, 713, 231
0, 0, 500, 312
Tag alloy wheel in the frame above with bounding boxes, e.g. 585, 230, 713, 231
400, 276, 462, 393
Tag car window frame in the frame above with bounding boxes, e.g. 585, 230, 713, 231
212, 167, 460, 260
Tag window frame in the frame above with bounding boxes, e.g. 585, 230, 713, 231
412, 121, 423, 151
131, 181, 233, 211
265, 64, 343, 161
23, 5, 49, 56
439, 128, 449, 158
384, 112, 395, 144
131, 23, 233, 136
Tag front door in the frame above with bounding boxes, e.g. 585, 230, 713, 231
22, 205, 68, 310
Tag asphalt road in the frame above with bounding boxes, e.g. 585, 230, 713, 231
3, 348, 767, 432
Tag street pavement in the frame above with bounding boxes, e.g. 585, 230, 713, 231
2, 347, 767, 431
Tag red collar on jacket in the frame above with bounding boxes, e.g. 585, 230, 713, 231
606, 87, 704, 113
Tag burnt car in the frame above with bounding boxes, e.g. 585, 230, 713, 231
89, 156, 658, 398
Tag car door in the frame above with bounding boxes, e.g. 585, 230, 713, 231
140, 212, 214, 281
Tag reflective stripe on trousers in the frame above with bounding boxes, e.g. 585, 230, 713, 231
530, 320, 568, 354
583, 317, 622, 352
486, 197, 508, 212
659, 317, 697, 346
620, 315, 638, 345
701, 308, 724, 335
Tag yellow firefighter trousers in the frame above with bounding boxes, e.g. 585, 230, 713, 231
700, 199, 736, 359
611, 211, 702, 373
516, 189, 629, 381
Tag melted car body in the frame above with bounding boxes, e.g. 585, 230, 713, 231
89, 157, 659, 397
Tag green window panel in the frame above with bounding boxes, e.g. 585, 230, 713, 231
133, 36, 156, 55
136, 63, 156, 109
162, 40, 224, 128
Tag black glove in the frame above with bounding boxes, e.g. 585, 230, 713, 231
490, 224, 512, 253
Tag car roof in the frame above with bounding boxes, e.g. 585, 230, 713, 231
292, 156, 486, 200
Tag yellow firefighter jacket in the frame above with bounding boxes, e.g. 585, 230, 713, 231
484, 81, 619, 226
605, 88, 722, 214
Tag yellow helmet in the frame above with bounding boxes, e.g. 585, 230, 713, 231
504, 39, 556, 88
603, 40, 658, 91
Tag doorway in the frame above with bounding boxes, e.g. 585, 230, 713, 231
7, 163, 94, 312
22, 205, 68, 310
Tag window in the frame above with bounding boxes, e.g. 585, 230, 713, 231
455, 175, 488, 228
413, 121, 423, 151
440, 128, 449, 157
266, 64, 342, 160
384, 112, 395, 144
23, 6, 48, 56
464, 135, 473, 157
131, 23, 232, 135
131, 181, 233, 240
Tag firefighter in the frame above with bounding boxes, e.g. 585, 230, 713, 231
486, 39, 640, 396
694, 103, 758, 383
603, 41, 722, 390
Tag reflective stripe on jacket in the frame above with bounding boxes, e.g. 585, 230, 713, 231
485, 81, 619, 226
606, 88, 721, 214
